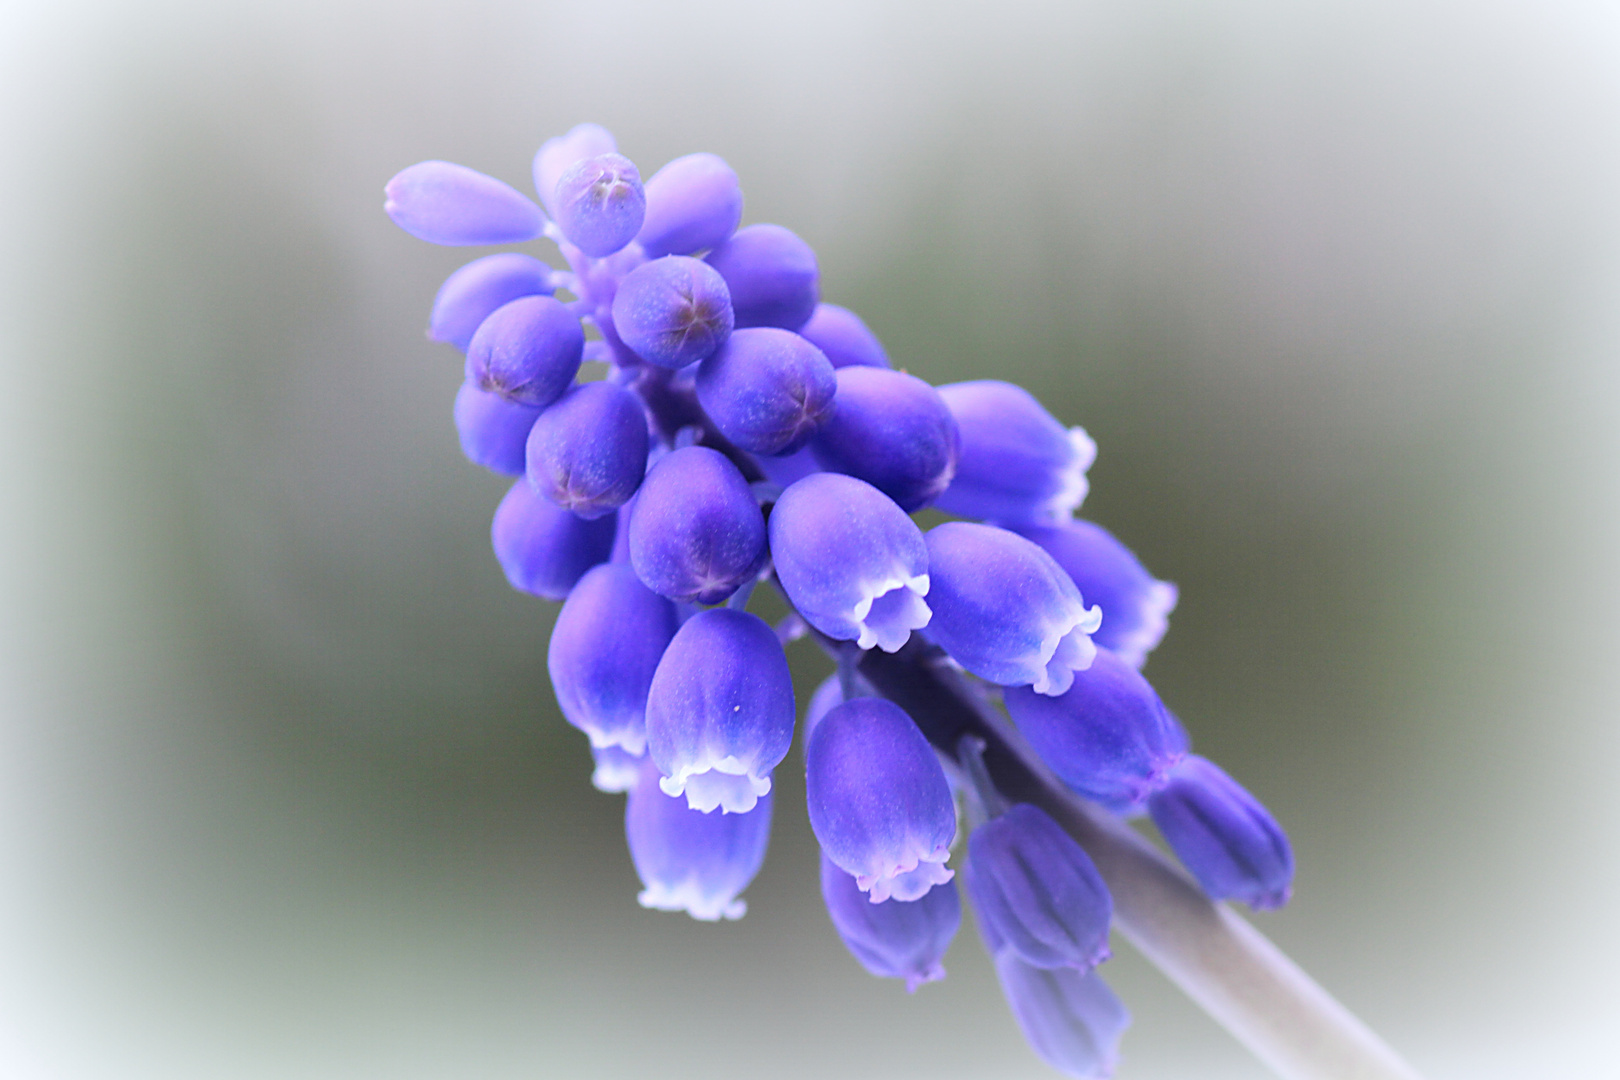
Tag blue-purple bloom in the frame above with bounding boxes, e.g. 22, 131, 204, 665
924, 522, 1102, 696
453, 380, 541, 476
705, 223, 820, 331
636, 152, 744, 258
430, 252, 555, 351
805, 697, 956, 902
1015, 520, 1178, 670
551, 152, 646, 258
626, 760, 772, 921
769, 473, 930, 652
696, 327, 837, 456
992, 953, 1130, 1079
1148, 755, 1294, 910
384, 160, 545, 246
489, 479, 616, 600
533, 123, 617, 217
797, 302, 889, 369
1004, 648, 1186, 807
610, 255, 735, 369
524, 381, 649, 519
821, 853, 960, 992
627, 445, 767, 604
966, 804, 1112, 972
645, 608, 796, 814
465, 295, 584, 407
810, 366, 960, 512
548, 563, 679, 756
935, 380, 1096, 526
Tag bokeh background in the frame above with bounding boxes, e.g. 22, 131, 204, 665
2, 0, 1617, 1077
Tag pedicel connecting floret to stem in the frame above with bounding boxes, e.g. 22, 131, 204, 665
383, 123, 1424, 1080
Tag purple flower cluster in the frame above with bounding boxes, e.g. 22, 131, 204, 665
385, 123, 1293, 1079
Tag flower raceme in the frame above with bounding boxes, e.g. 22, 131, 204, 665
384, 122, 1293, 1079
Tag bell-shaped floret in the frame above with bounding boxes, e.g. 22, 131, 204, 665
552, 152, 646, 258
636, 153, 744, 258
1015, 520, 1177, 670
627, 446, 767, 604
429, 253, 555, 351
769, 473, 930, 652
924, 522, 1101, 695
533, 122, 617, 217
993, 953, 1130, 1080
590, 744, 645, 794
625, 760, 772, 921
465, 296, 584, 407
453, 380, 541, 476
1004, 648, 1186, 806
610, 256, 735, 369
524, 382, 649, 520
810, 367, 960, 512
820, 854, 960, 992
704, 223, 820, 331
934, 381, 1096, 526
1148, 755, 1293, 910
696, 328, 837, 456
548, 563, 679, 756
645, 608, 796, 814
965, 804, 1112, 972
490, 479, 616, 600
797, 302, 889, 370
806, 697, 956, 903
384, 161, 545, 246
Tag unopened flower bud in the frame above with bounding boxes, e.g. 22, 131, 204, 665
797, 302, 889, 369
697, 328, 836, 456
525, 382, 649, 519
533, 122, 617, 218
384, 160, 545, 246
820, 854, 960, 992
810, 367, 959, 512
992, 953, 1130, 1080
611, 255, 735, 369
935, 380, 1096, 526
429, 253, 555, 351
628, 446, 767, 605
636, 152, 744, 258
1148, 755, 1293, 910
453, 380, 540, 476
552, 152, 646, 258
465, 295, 584, 408
490, 479, 616, 600
704, 223, 820, 331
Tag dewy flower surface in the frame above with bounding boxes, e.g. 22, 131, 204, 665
383, 122, 1307, 1080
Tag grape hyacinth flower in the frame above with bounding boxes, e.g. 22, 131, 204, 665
383, 122, 1421, 1080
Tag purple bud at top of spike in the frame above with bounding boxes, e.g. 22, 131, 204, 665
798, 302, 889, 369
645, 608, 796, 814
966, 804, 1112, 972
454, 380, 541, 476
810, 367, 959, 512
769, 473, 931, 652
384, 160, 546, 246
1148, 755, 1294, 910
626, 761, 772, 921
590, 744, 644, 794
628, 446, 767, 605
1004, 648, 1186, 806
1015, 520, 1178, 670
704, 223, 820, 331
490, 479, 616, 600
992, 953, 1130, 1080
465, 296, 584, 407
553, 152, 646, 258
548, 563, 679, 755
429, 253, 555, 351
636, 152, 745, 258
924, 522, 1101, 696
820, 854, 960, 992
534, 122, 617, 218
696, 328, 837, 456
934, 381, 1097, 526
806, 697, 956, 903
610, 255, 735, 369
524, 381, 649, 519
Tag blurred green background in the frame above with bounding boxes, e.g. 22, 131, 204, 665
2, 0, 1617, 1076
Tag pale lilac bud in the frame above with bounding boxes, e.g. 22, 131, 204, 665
533, 122, 618, 218
465, 296, 584, 408
627, 446, 767, 605
1015, 520, 1177, 670
935, 381, 1096, 526
769, 473, 930, 652
806, 697, 956, 903
1148, 756, 1294, 910
453, 380, 540, 476
924, 522, 1101, 695
993, 955, 1130, 1079
384, 160, 545, 246
553, 152, 646, 258
1004, 649, 1186, 807
797, 302, 889, 369
548, 563, 680, 756
610, 255, 735, 369
704, 223, 819, 330
524, 382, 649, 519
626, 761, 772, 921
636, 152, 744, 258
645, 609, 795, 814
966, 804, 1112, 972
490, 479, 616, 600
697, 328, 837, 456
429, 253, 555, 351
820, 854, 960, 992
